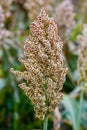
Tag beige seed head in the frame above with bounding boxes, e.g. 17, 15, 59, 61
78, 24, 87, 83
10, 8, 67, 120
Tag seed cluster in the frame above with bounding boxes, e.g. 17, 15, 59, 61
78, 45, 87, 83
11, 9, 67, 120
78, 24, 87, 83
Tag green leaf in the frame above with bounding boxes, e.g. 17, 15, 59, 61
81, 100, 87, 129
62, 95, 79, 130
69, 23, 82, 42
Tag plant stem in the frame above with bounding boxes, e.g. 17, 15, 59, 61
43, 114, 48, 130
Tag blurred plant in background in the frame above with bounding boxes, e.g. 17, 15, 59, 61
24, 0, 55, 22
0, 0, 87, 130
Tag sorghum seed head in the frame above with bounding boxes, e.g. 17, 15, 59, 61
10, 8, 67, 120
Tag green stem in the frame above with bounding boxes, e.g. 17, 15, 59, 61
43, 114, 48, 130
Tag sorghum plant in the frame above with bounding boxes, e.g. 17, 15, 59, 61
77, 24, 87, 85
0, 6, 11, 44
11, 8, 67, 129
73, 24, 87, 130
53, 0, 75, 28
78, 45, 87, 84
